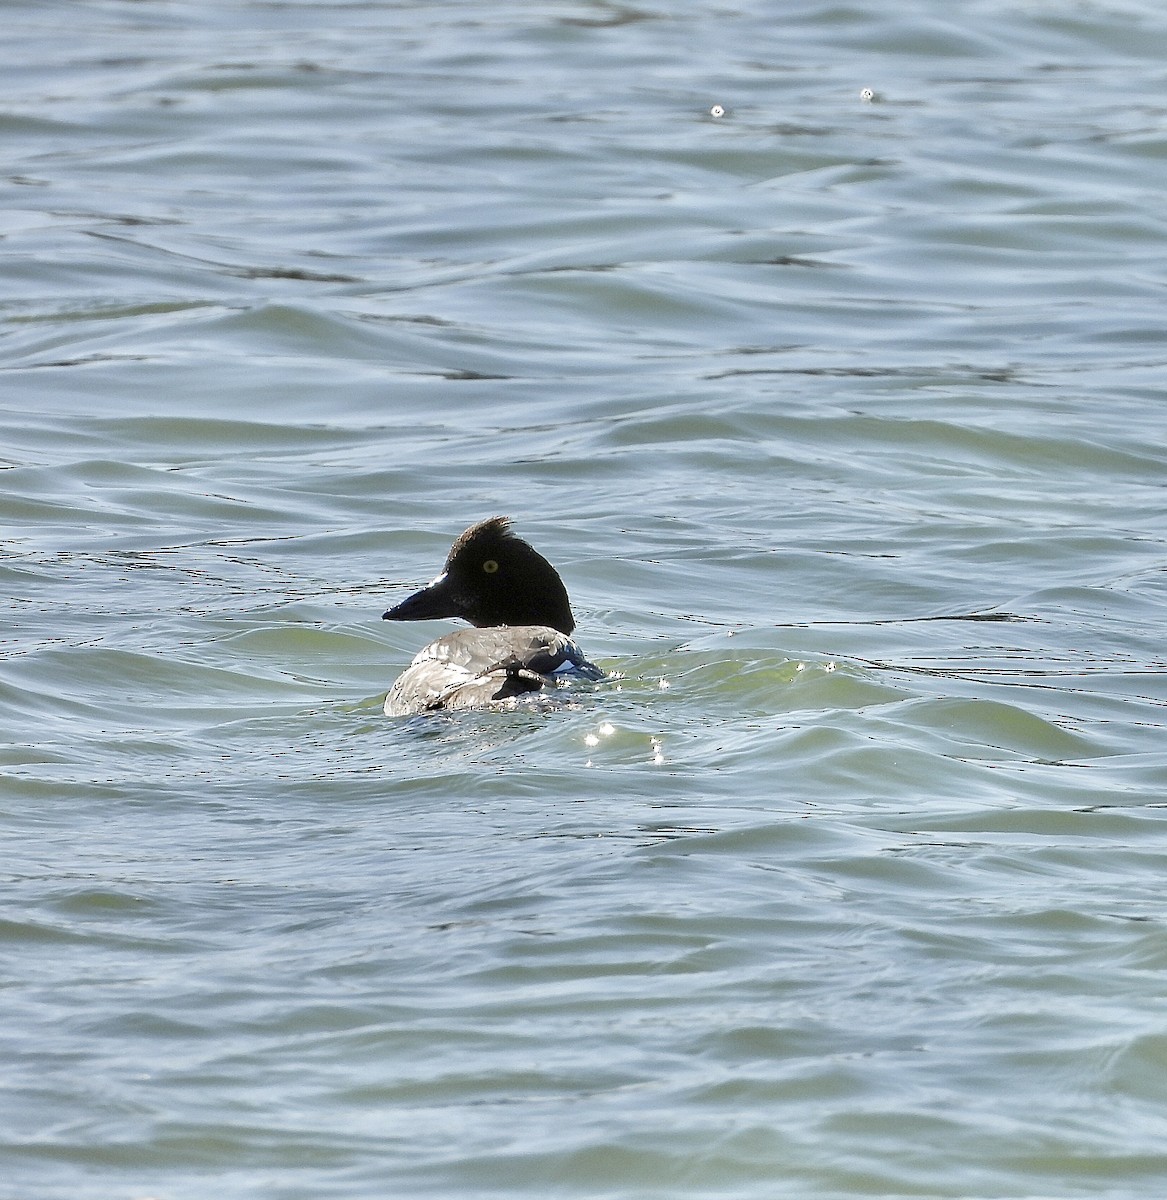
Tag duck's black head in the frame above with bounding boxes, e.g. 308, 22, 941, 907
382, 516, 576, 635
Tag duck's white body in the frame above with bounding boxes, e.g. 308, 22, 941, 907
384, 625, 601, 716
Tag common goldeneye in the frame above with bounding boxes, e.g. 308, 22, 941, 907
382, 516, 602, 716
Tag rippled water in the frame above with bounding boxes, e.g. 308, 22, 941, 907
5, 1, 1167, 1197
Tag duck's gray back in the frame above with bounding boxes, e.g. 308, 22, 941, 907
384, 626, 602, 716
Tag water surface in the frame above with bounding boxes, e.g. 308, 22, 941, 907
4, 1, 1167, 1197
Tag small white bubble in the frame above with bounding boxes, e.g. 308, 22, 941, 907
795, 662, 806, 673
650, 736, 665, 765
585, 733, 599, 748
825, 661, 836, 672
598, 721, 616, 737
709, 104, 726, 118
657, 677, 671, 691
860, 87, 875, 103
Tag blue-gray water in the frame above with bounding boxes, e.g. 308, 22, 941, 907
4, 2, 1167, 1197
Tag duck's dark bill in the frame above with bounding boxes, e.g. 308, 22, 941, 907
382, 575, 458, 622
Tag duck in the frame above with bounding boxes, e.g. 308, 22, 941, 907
381, 516, 603, 716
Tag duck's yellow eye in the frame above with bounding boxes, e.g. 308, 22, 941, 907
482, 559, 499, 574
